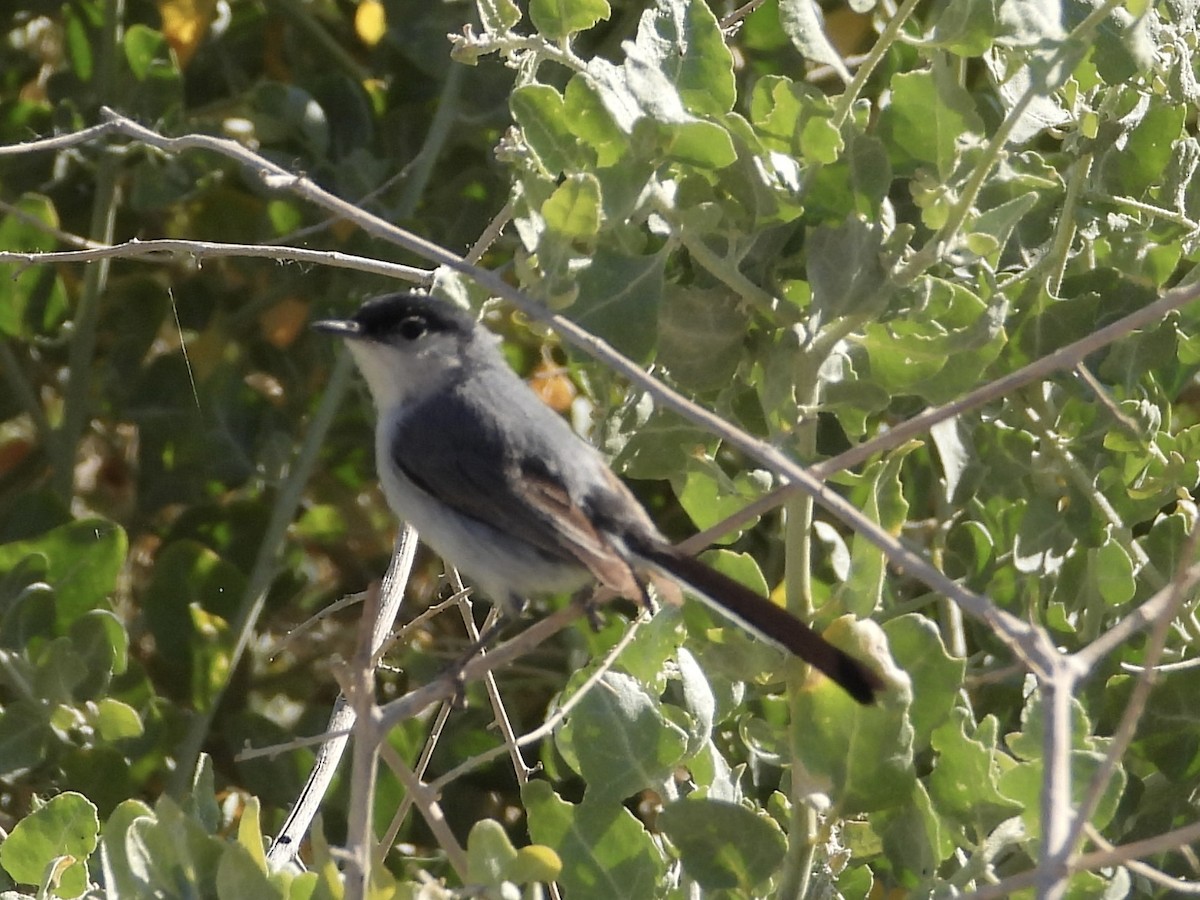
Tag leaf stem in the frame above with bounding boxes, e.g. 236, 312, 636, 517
52, 154, 119, 501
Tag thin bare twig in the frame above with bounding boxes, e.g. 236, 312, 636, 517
428, 613, 644, 793
1064, 533, 1200, 864
375, 605, 583, 734
379, 743, 470, 881
0, 238, 430, 283
267, 528, 417, 868
1082, 823, 1200, 894
343, 581, 384, 900
961, 818, 1200, 899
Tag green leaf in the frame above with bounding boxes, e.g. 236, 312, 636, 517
659, 119, 737, 168
572, 245, 666, 363
966, 192, 1039, 262
883, 614, 964, 750
799, 113, 843, 164
0, 195, 69, 338
996, 0, 1065, 45
477, 0, 521, 32
511, 85, 587, 175
698, 549, 771, 598
791, 620, 913, 814
807, 217, 887, 318
860, 278, 1007, 403
63, 4, 94, 80
778, 0, 850, 79
629, 0, 735, 117
875, 781, 955, 883
1101, 102, 1187, 196
69, 609, 129, 692
0, 519, 126, 630
619, 25, 737, 167
675, 460, 765, 539
184, 753, 222, 834
1005, 691, 1096, 760
879, 67, 984, 177
1017, 270, 1154, 362
529, 0, 609, 39
33, 637, 88, 705
0, 568, 51, 653
252, 82, 330, 157
615, 408, 713, 481
564, 74, 629, 167
1089, 538, 1136, 606
91, 698, 144, 741
658, 798, 786, 891
98, 799, 155, 898
1083, 2, 1155, 83
124, 24, 168, 81
124, 797, 223, 896
523, 781, 665, 900
503, 844, 563, 885
0, 701, 52, 779
835, 445, 919, 617
657, 286, 749, 392
929, 0, 997, 55
928, 711, 1022, 839
466, 819, 518, 885
188, 604, 234, 711
555, 671, 688, 801
216, 844, 285, 900
142, 540, 245, 702
0, 791, 99, 898
542, 173, 602, 241
997, 749, 1125, 840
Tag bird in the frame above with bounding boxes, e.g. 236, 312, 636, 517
313, 291, 883, 704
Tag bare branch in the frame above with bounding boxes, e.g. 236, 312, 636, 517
0, 238, 430, 283
267, 528, 418, 869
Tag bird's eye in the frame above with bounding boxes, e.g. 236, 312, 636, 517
396, 315, 427, 341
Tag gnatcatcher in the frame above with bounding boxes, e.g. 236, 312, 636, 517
314, 292, 882, 704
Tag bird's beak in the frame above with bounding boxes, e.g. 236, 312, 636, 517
311, 317, 362, 338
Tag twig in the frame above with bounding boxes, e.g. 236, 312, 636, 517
961, 818, 1200, 899
267, 527, 418, 868
0, 238, 429, 283
375, 696, 455, 863
1064, 533, 1200, 862
53, 152, 118, 500
427, 612, 644, 793
1082, 823, 1200, 894
267, 590, 367, 661
375, 605, 582, 734
720, 0, 766, 29
379, 743, 470, 881
343, 581, 385, 900
451, 578, 536, 782
465, 200, 513, 264
1037, 673, 1079, 898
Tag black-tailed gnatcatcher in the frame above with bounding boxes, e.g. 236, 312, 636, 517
314, 292, 882, 704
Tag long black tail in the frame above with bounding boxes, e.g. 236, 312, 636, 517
633, 543, 884, 705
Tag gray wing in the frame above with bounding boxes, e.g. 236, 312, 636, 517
390, 371, 648, 597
